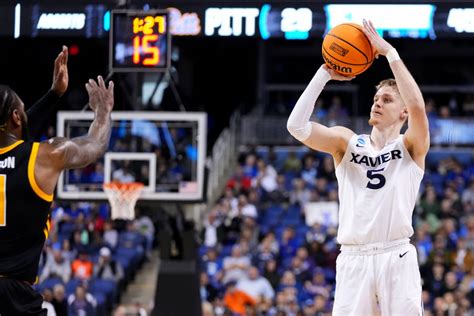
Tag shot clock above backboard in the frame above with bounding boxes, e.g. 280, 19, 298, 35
110, 10, 171, 72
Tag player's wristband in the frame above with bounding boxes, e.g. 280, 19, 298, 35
386, 49, 401, 64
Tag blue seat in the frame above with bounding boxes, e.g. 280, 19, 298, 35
90, 291, 107, 315
38, 277, 63, 292
65, 278, 83, 296
90, 278, 118, 308
119, 231, 145, 249
59, 222, 76, 236
219, 245, 234, 258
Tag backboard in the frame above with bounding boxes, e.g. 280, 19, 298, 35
56, 111, 207, 201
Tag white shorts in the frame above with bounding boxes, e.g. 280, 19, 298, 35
332, 238, 422, 316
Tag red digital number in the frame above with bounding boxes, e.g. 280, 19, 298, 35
132, 34, 160, 66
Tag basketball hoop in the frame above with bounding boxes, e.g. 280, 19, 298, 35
103, 182, 144, 220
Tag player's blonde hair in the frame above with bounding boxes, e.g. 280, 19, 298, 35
375, 79, 399, 94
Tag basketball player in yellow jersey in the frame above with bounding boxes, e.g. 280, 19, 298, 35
287, 20, 429, 315
0, 76, 113, 315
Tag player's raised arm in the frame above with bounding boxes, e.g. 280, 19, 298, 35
27, 46, 69, 138
46, 75, 114, 169
362, 19, 429, 163
287, 65, 355, 163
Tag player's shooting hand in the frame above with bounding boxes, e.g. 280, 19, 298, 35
322, 65, 355, 81
362, 19, 393, 57
85, 76, 114, 115
51, 46, 69, 96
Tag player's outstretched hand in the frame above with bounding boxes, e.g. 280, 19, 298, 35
85, 76, 114, 115
322, 65, 355, 81
51, 46, 69, 96
362, 19, 394, 58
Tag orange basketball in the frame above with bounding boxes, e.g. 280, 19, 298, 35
322, 23, 374, 76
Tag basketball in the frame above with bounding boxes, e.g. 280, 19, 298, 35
322, 23, 374, 76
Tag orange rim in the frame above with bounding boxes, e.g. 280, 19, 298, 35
103, 182, 144, 191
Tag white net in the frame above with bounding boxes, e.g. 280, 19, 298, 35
103, 182, 144, 220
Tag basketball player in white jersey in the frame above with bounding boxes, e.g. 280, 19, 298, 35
287, 20, 429, 315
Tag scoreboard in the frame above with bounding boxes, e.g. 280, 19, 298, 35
110, 10, 170, 72
2, 2, 474, 40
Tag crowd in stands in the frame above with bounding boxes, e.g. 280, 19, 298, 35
199, 148, 474, 316
60, 123, 197, 193
36, 201, 155, 316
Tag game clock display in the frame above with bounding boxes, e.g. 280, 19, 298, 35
110, 10, 171, 72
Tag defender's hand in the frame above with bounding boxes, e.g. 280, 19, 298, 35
51, 46, 69, 96
85, 76, 114, 115
322, 65, 355, 81
362, 19, 394, 57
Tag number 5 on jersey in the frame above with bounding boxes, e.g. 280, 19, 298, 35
366, 168, 386, 190
0, 175, 5, 226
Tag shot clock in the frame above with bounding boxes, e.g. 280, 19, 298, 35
110, 10, 171, 72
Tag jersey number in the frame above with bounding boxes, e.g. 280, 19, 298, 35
366, 168, 386, 190
0, 175, 5, 226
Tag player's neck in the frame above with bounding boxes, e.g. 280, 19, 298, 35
369, 126, 401, 150
0, 132, 21, 148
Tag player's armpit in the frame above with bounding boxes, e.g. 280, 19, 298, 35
303, 123, 354, 164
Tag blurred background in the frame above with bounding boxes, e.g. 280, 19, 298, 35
1, 1, 473, 315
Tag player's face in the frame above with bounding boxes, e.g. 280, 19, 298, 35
369, 86, 406, 127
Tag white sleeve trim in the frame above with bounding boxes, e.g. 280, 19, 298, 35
287, 66, 331, 142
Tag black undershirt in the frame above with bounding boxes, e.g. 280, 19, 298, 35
26, 89, 61, 139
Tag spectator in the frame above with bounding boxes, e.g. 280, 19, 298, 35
112, 160, 136, 183
42, 297, 57, 316
135, 209, 155, 258
103, 220, 119, 249
203, 211, 221, 248
226, 166, 252, 192
202, 301, 215, 316
61, 239, 77, 263
277, 270, 300, 294
269, 174, 290, 203
300, 154, 317, 188
89, 162, 105, 183
242, 154, 258, 179
237, 266, 275, 303
282, 151, 302, 173
231, 194, 257, 219
289, 178, 311, 206
288, 256, 310, 284
262, 259, 280, 290
440, 271, 459, 295
42, 288, 54, 304
67, 284, 96, 316
94, 247, 124, 283
223, 280, 256, 315
439, 105, 451, 118
52, 284, 68, 316
462, 180, 474, 207
279, 227, 298, 259
317, 155, 337, 182
201, 248, 223, 284
222, 244, 251, 283
304, 268, 331, 299
314, 295, 330, 315
71, 251, 94, 281
295, 247, 314, 273
254, 237, 278, 271
200, 272, 218, 303
254, 158, 278, 193
40, 247, 72, 283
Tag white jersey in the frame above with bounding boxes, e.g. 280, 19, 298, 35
335, 134, 424, 245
